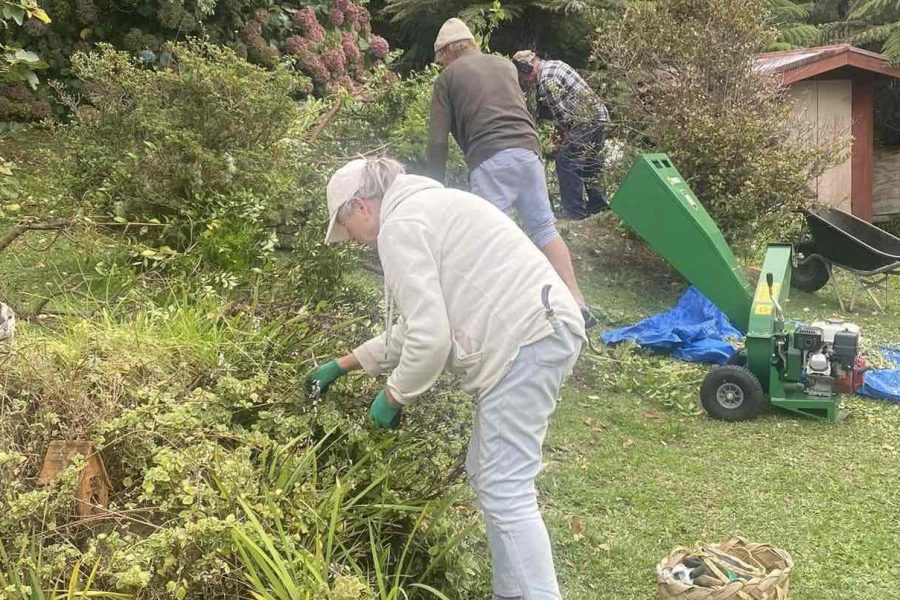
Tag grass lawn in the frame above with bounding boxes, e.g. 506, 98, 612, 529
542, 216, 900, 600
4, 159, 900, 599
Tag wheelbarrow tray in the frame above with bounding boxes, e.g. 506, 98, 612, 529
804, 207, 900, 273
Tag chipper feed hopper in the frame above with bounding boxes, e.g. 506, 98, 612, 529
611, 154, 860, 423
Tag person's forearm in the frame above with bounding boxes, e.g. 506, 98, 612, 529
426, 142, 448, 183
337, 353, 362, 372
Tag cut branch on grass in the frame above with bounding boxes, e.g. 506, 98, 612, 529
0, 218, 75, 254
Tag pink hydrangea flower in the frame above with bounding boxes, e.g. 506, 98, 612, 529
328, 7, 345, 26
322, 47, 347, 76
286, 35, 312, 57
369, 35, 389, 59
342, 32, 361, 63
345, 3, 360, 28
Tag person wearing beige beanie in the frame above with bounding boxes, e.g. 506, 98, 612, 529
433, 17, 475, 55
427, 17, 599, 337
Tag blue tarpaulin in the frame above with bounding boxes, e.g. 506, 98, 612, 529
859, 347, 900, 404
601, 286, 742, 365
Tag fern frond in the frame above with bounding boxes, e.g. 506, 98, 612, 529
536, 0, 589, 12
851, 21, 900, 44
767, 0, 813, 22
778, 23, 823, 47
384, 0, 448, 24
879, 21, 900, 61
458, 1, 526, 22
819, 19, 864, 41
848, 0, 900, 23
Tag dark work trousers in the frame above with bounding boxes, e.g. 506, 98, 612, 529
554, 123, 609, 220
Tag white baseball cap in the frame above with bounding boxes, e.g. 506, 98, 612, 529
324, 158, 367, 244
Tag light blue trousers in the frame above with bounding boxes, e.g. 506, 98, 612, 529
466, 323, 582, 600
469, 148, 560, 249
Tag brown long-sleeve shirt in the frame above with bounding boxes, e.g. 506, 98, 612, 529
426, 52, 542, 183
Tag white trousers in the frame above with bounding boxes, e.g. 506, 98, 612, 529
466, 323, 582, 600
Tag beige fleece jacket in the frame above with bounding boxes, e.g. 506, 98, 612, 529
351, 175, 586, 403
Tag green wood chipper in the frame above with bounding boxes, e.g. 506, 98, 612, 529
610, 154, 860, 423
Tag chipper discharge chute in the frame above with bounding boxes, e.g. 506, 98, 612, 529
610, 154, 859, 423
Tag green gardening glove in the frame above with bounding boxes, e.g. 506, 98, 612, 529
369, 390, 402, 429
304, 359, 346, 398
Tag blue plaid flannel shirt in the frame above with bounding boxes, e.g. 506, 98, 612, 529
536, 60, 609, 133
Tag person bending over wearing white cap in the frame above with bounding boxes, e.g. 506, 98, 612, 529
306, 155, 586, 600
427, 17, 599, 329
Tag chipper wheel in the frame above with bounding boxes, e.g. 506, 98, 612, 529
791, 239, 830, 293
700, 365, 765, 421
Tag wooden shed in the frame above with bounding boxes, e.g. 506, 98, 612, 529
756, 44, 900, 221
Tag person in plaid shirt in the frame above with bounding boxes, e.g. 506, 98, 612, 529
513, 50, 610, 220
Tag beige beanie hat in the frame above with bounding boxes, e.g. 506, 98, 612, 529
434, 17, 476, 54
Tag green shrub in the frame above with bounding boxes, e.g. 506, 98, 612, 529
49, 41, 352, 292
333, 65, 467, 184
0, 0, 51, 89
593, 0, 842, 249
0, 0, 392, 120
0, 38, 493, 600
64, 42, 295, 225
0, 293, 486, 598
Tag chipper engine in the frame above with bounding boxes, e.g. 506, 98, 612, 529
610, 154, 861, 422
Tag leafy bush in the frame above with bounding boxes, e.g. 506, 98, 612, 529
334, 64, 467, 183
376, 0, 601, 71
593, 0, 842, 248
0, 291, 487, 598
63, 41, 295, 224
0, 0, 391, 120
48, 41, 352, 293
0, 0, 52, 198
0, 0, 51, 88
0, 34, 497, 599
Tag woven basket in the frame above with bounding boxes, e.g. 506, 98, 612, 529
657, 537, 793, 600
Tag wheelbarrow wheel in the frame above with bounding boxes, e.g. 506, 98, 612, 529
792, 239, 830, 293
700, 365, 764, 421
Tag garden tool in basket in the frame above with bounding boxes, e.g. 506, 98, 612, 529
656, 537, 793, 600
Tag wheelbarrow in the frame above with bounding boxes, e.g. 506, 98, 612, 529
792, 207, 900, 312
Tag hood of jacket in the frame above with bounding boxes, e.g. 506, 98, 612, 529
379, 174, 443, 226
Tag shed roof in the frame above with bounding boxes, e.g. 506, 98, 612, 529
755, 44, 900, 84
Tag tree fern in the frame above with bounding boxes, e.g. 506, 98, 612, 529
851, 20, 900, 42
768, 0, 814, 21
848, 0, 900, 22
818, 17, 862, 42
763, 0, 828, 48
384, 0, 453, 24
879, 19, 900, 58
379, 0, 608, 68
832, 0, 900, 62
779, 22, 824, 46
811, 0, 851, 22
